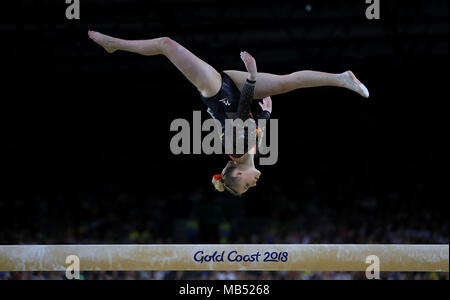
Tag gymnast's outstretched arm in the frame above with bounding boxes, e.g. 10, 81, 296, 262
237, 52, 271, 124
237, 51, 258, 121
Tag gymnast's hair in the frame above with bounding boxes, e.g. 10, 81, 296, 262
212, 160, 240, 196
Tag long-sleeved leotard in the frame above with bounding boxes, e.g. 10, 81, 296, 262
200, 72, 270, 159
223, 78, 271, 159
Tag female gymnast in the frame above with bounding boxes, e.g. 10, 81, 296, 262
88, 31, 369, 196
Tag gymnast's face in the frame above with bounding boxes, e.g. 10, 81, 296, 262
232, 167, 261, 195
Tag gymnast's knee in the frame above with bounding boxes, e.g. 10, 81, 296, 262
159, 37, 179, 54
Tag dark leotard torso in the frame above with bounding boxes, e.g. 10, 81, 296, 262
200, 72, 241, 128
200, 72, 271, 159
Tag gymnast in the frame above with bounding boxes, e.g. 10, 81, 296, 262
88, 31, 369, 196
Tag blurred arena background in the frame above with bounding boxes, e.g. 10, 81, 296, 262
0, 0, 448, 280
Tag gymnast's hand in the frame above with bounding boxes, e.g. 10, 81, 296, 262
240, 51, 257, 81
259, 97, 272, 113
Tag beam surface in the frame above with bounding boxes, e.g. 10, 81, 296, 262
0, 244, 448, 272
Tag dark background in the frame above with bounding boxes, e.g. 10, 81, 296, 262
0, 0, 448, 280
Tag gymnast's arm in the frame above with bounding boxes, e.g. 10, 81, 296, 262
222, 79, 256, 156
256, 97, 272, 125
253, 97, 272, 150
237, 79, 256, 120
221, 51, 258, 157
237, 51, 258, 120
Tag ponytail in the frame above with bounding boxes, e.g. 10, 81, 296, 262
211, 161, 239, 195
212, 174, 225, 192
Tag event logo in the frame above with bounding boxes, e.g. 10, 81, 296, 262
65, 0, 80, 20
170, 111, 279, 166
219, 98, 232, 106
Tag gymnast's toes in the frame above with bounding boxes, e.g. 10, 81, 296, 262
88, 30, 117, 53
343, 71, 370, 99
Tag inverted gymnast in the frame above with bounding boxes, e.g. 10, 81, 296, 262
88, 31, 369, 196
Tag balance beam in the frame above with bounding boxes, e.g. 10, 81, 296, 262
0, 244, 448, 272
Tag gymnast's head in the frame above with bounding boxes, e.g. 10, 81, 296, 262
212, 160, 261, 196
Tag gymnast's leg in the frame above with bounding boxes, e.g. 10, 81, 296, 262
224, 70, 370, 99
88, 31, 222, 98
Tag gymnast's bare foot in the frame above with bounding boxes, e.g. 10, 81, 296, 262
341, 71, 370, 98
88, 30, 118, 53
